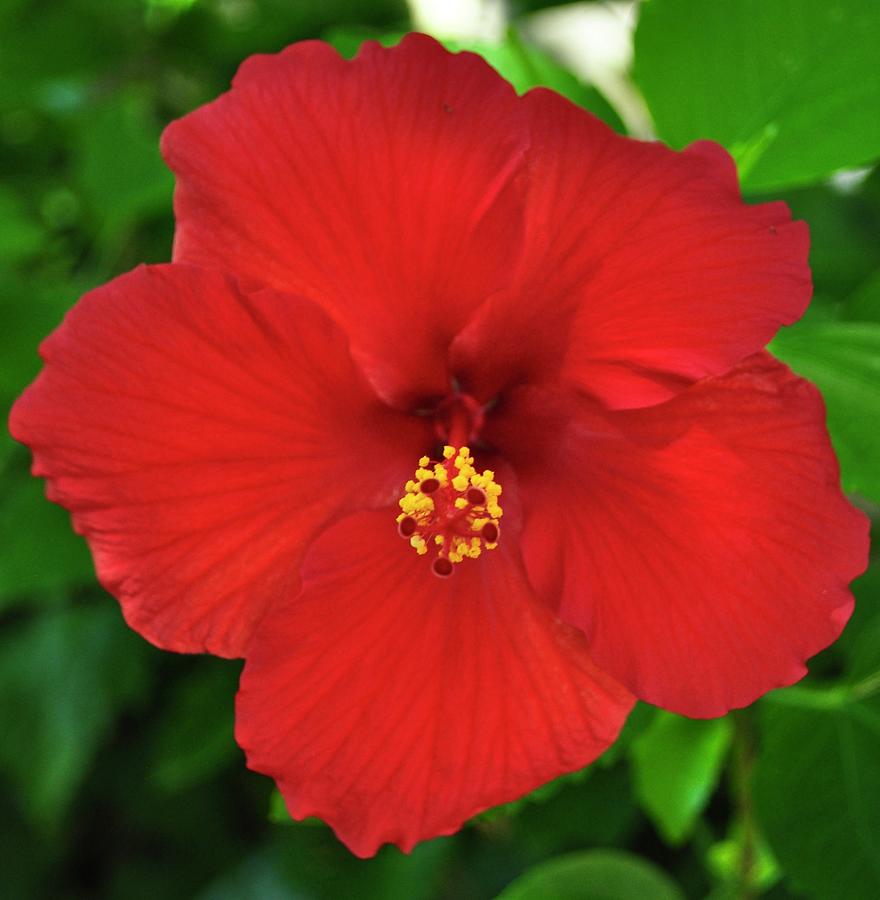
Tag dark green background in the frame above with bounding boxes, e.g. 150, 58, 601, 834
1, 1, 878, 898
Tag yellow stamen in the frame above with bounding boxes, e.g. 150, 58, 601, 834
395, 446, 503, 576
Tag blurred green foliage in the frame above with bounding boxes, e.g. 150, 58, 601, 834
631, 713, 732, 847
496, 850, 685, 900
1, 1, 878, 898
634, 0, 880, 191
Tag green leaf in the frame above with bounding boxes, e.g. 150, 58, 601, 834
323, 25, 403, 58
771, 322, 880, 501
630, 711, 733, 845
0, 603, 149, 827
634, 0, 880, 191
755, 687, 880, 900
496, 849, 685, 900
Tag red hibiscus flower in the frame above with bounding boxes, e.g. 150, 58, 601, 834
9, 34, 868, 857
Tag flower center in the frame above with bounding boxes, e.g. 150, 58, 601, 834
396, 445, 502, 577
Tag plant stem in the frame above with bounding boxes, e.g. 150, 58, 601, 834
731, 709, 758, 900
852, 668, 880, 701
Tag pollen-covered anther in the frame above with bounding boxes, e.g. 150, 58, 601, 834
395, 445, 503, 576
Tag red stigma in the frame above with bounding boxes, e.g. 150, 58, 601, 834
432, 557, 454, 578
398, 516, 417, 537
466, 487, 486, 505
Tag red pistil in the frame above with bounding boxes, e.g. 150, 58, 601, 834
434, 391, 486, 448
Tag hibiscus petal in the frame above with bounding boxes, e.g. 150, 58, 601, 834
236, 509, 634, 857
162, 34, 528, 407
452, 90, 810, 409
9, 264, 431, 657
490, 353, 869, 716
